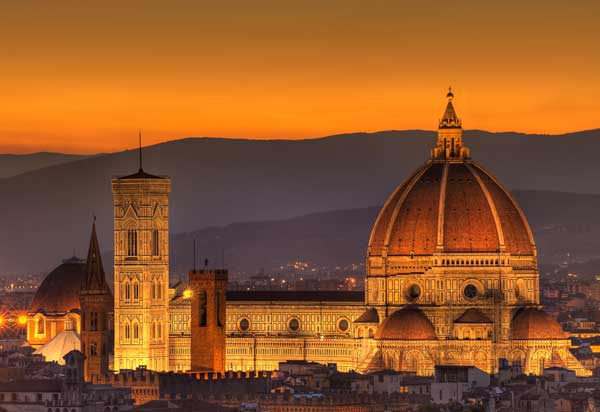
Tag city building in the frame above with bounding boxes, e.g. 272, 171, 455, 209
26, 91, 589, 378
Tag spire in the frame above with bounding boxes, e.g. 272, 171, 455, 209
431, 88, 469, 160
82, 218, 109, 292
439, 86, 462, 129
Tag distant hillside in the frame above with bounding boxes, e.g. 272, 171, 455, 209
3, 129, 600, 275
0, 152, 90, 179
160, 190, 600, 279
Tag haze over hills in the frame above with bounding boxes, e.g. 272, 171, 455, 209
0, 152, 90, 179
2, 128, 600, 276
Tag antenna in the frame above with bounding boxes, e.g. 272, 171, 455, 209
138, 130, 143, 171
193, 239, 196, 272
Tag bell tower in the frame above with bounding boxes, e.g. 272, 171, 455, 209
112, 141, 171, 372
80, 219, 113, 382
189, 265, 228, 373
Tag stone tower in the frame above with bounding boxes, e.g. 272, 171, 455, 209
112, 155, 171, 372
80, 219, 113, 382
189, 267, 228, 373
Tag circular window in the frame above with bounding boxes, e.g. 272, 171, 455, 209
338, 318, 350, 332
464, 284, 478, 299
288, 318, 300, 332
238, 318, 250, 332
406, 284, 422, 302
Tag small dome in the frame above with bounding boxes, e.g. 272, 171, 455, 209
512, 307, 568, 339
375, 307, 437, 340
30, 257, 86, 314
454, 308, 492, 324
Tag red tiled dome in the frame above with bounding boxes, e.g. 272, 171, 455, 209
368, 160, 535, 257
511, 307, 568, 340
30, 257, 86, 314
375, 307, 437, 340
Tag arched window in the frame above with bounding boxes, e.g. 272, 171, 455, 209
133, 282, 139, 300
157, 281, 162, 299
124, 322, 131, 340
37, 317, 45, 334
152, 229, 159, 256
133, 322, 139, 340
151, 281, 156, 299
124, 281, 131, 301
157, 321, 162, 339
127, 229, 137, 256
151, 321, 155, 339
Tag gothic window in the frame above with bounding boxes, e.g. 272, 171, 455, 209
124, 281, 131, 301
90, 312, 98, 331
124, 322, 131, 340
199, 291, 207, 327
133, 322, 139, 340
157, 281, 162, 299
151, 322, 155, 339
90, 343, 97, 357
37, 318, 45, 334
152, 229, 159, 256
133, 281, 139, 300
157, 321, 162, 339
151, 281, 156, 299
127, 229, 138, 256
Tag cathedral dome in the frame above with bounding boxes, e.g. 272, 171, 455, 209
368, 95, 535, 258
30, 257, 86, 314
511, 307, 568, 340
375, 307, 437, 340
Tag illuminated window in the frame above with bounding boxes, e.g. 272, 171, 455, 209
127, 229, 137, 256
36, 318, 45, 334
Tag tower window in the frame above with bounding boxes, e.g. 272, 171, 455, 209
90, 312, 98, 331
90, 343, 97, 357
124, 323, 130, 340
133, 282, 139, 300
124, 281, 131, 300
133, 323, 139, 340
199, 291, 207, 327
152, 229, 160, 256
127, 229, 138, 256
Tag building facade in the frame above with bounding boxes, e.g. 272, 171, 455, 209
112, 167, 171, 372
27, 91, 590, 378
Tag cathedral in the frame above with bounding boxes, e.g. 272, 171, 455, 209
26, 91, 590, 378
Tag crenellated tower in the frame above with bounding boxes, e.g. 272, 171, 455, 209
80, 219, 113, 381
112, 150, 171, 372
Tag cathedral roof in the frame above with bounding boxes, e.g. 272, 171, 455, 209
368, 93, 535, 258
454, 308, 492, 324
375, 307, 437, 340
368, 160, 535, 256
511, 307, 568, 340
33, 330, 81, 365
225, 290, 364, 302
30, 257, 86, 314
117, 168, 165, 180
354, 308, 380, 324
439, 87, 462, 129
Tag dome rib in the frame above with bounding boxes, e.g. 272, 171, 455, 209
465, 163, 506, 250
435, 162, 449, 250
471, 163, 536, 256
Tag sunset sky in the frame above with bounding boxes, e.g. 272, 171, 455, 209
1, 1, 599, 153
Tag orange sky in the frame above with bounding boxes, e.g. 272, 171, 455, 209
1, 1, 599, 154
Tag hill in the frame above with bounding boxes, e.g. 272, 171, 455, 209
2, 129, 600, 275
0, 152, 90, 179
